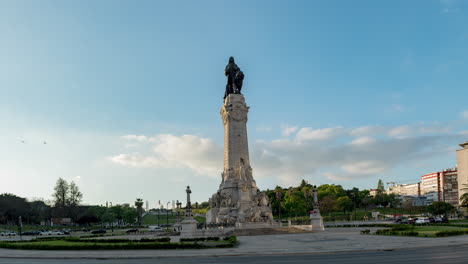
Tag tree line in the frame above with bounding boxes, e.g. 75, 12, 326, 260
265, 179, 400, 218
0, 177, 139, 226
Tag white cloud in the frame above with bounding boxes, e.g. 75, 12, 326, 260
296, 127, 344, 142
281, 125, 298, 137
351, 136, 376, 145
121, 135, 148, 142
341, 161, 386, 175
109, 121, 462, 187
109, 134, 222, 177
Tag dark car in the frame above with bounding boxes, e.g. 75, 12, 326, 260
91, 229, 107, 234
125, 228, 139, 234
21, 231, 40, 236
428, 217, 435, 223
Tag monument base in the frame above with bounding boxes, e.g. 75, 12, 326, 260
310, 215, 325, 231
180, 218, 198, 238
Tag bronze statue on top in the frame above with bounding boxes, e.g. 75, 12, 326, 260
224, 56, 244, 99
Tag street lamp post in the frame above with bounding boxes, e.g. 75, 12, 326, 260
176, 200, 182, 231
166, 202, 170, 228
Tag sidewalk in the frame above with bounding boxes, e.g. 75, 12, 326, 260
0, 227, 467, 259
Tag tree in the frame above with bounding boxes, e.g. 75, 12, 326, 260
283, 189, 306, 217
460, 193, 468, 207
135, 198, 144, 226
53, 178, 69, 208
0, 193, 30, 224
319, 195, 336, 214
335, 196, 354, 214
317, 184, 346, 200
67, 181, 82, 207
274, 186, 284, 218
427, 202, 456, 216
377, 179, 385, 193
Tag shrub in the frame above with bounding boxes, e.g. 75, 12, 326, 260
435, 230, 467, 237
360, 229, 370, 235
180, 236, 221, 242
401, 231, 419, 236
215, 236, 237, 248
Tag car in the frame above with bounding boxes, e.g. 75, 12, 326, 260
149, 227, 163, 232
125, 228, 139, 234
50, 231, 64, 235
91, 229, 107, 234
21, 231, 40, 236
415, 218, 430, 224
0, 231, 17, 236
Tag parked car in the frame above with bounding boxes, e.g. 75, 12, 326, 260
415, 218, 430, 224
91, 229, 107, 234
0, 231, 17, 236
21, 231, 40, 236
125, 228, 139, 234
149, 227, 163, 232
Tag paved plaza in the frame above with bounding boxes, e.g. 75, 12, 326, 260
0, 228, 467, 259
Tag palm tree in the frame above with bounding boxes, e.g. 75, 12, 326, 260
134, 198, 144, 226
274, 187, 283, 223
460, 193, 468, 207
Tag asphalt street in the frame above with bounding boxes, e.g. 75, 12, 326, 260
1, 244, 467, 264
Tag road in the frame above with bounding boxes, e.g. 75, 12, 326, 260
1, 245, 467, 264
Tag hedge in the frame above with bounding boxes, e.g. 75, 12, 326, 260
0, 241, 209, 250
180, 237, 221, 242
435, 230, 468, 237
0, 236, 238, 250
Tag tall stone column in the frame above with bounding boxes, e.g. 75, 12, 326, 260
220, 94, 256, 190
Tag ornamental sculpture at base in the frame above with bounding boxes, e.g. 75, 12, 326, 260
206, 57, 273, 224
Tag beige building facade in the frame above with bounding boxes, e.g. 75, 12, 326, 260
456, 142, 468, 205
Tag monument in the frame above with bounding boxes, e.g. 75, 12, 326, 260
206, 57, 273, 225
309, 185, 324, 231
180, 186, 198, 236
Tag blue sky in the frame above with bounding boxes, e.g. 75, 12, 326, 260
1, 0, 468, 206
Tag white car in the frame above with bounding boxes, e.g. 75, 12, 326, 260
39, 231, 64, 236
0, 231, 17, 236
149, 227, 163, 232
415, 218, 430, 224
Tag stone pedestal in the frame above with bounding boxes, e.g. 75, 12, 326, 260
180, 218, 198, 238
310, 214, 324, 231
206, 94, 273, 224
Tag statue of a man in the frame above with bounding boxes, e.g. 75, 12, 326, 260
224, 56, 244, 99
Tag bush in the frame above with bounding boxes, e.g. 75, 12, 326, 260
435, 230, 467, 237
360, 229, 370, 235
215, 236, 237, 248
180, 236, 221, 242
401, 231, 419, 236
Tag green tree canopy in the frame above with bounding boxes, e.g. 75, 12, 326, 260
335, 196, 354, 213
427, 202, 456, 216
